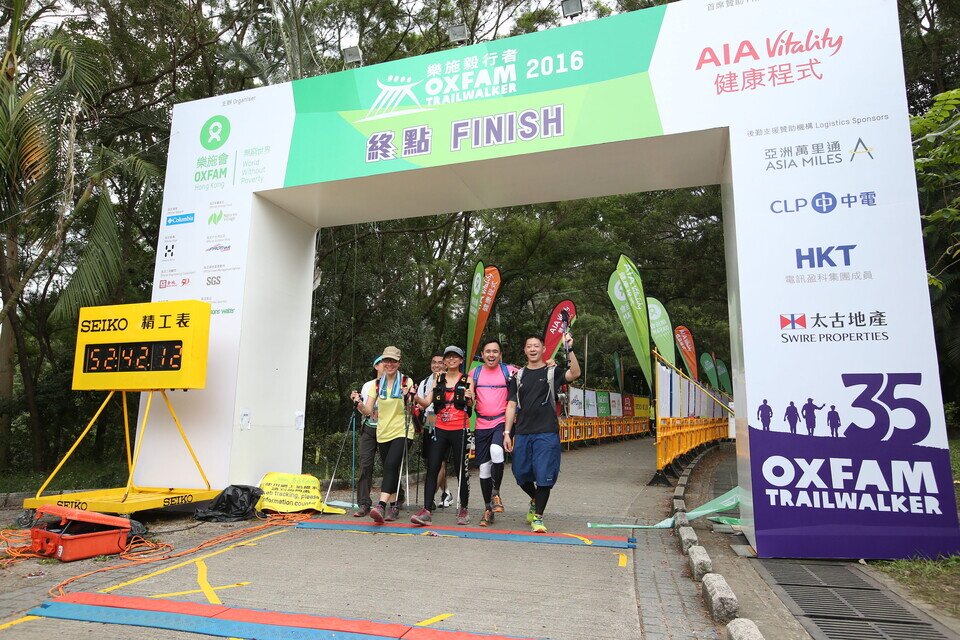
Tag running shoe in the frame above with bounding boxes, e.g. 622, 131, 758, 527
531, 516, 547, 533
456, 508, 470, 525
526, 500, 537, 523
440, 491, 453, 508
385, 505, 400, 521
491, 495, 504, 513
410, 508, 432, 526
369, 504, 385, 523
353, 505, 371, 518
479, 509, 495, 527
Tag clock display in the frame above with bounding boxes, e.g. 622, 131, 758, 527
83, 341, 183, 373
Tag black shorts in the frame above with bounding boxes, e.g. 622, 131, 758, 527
473, 424, 505, 466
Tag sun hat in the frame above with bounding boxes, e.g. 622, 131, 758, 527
380, 346, 402, 361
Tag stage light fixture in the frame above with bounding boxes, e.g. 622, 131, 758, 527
561, 0, 582, 19
342, 46, 363, 66
447, 25, 468, 45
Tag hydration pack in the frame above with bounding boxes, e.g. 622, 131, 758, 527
432, 373, 468, 414
515, 365, 557, 411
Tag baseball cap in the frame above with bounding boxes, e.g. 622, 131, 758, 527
443, 345, 465, 358
380, 346, 402, 361
372, 355, 384, 366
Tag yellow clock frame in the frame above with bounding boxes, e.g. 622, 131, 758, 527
72, 300, 211, 391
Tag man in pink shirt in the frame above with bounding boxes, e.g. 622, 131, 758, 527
471, 338, 517, 527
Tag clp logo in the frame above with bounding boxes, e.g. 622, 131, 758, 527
200, 115, 231, 150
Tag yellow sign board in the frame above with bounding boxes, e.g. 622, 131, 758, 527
72, 300, 211, 390
255, 472, 345, 514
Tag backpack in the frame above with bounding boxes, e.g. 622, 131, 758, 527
515, 365, 557, 411
472, 363, 512, 420
432, 373, 468, 415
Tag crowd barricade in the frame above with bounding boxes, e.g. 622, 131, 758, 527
559, 416, 650, 444
655, 417, 728, 472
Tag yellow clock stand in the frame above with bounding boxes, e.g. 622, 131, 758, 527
23, 301, 221, 514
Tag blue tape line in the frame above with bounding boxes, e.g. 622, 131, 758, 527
296, 522, 634, 549
29, 602, 387, 640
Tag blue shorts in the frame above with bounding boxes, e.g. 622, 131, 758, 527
511, 432, 561, 488
473, 424, 504, 467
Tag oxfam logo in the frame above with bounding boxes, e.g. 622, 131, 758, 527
200, 116, 231, 150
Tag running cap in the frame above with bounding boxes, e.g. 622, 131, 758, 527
380, 346, 402, 361
443, 345, 465, 358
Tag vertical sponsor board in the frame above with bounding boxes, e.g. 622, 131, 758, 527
650, 0, 959, 557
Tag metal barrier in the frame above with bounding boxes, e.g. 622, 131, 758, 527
558, 416, 650, 444
654, 417, 727, 474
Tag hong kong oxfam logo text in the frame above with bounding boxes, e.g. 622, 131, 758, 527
201, 115, 231, 150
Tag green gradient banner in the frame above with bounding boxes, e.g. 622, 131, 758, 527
647, 297, 675, 367
285, 7, 666, 186
715, 359, 732, 395
700, 353, 719, 390
608, 255, 652, 391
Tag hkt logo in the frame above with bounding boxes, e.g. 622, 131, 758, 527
795, 245, 856, 269
770, 190, 877, 214
780, 314, 806, 330
696, 28, 843, 70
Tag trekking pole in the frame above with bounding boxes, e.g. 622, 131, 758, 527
401, 388, 412, 510
324, 409, 356, 514
351, 411, 357, 509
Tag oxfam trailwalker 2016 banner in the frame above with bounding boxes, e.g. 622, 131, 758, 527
153, 0, 958, 559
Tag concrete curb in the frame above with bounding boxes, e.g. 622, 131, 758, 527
670, 443, 764, 637
702, 573, 739, 623
688, 545, 713, 581
726, 618, 764, 640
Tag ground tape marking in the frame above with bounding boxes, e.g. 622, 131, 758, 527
414, 614, 454, 626
304, 519, 630, 542
31, 595, 539, 639
149, 582, 250, 598
0, 616, 39, 631
28, 602, 387, 639
614, 553, 628, 567
196, 560, 222, 605
297, 522, 634, 549
100, 529, 286, 593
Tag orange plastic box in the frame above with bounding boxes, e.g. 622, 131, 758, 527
30, 505, 131, 562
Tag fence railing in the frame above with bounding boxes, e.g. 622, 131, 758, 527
558, 416, 650, 444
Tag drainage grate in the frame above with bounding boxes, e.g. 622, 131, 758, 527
754, 560, 958, 640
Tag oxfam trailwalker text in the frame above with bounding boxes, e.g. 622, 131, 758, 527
150, 0, 958, 559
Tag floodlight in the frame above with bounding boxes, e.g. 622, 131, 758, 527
447, 24, 468, 45
342, 46, 363, 66
561, 0, 582, 19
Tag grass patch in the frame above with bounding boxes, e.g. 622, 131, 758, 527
872, 438, 960, 618
874, 555, 960, 618
0, 459, 128, 493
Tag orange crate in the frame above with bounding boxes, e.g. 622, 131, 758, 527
30, 505, 130, 562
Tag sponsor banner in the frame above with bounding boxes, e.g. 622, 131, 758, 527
285, 7, 667, 186
613, 351, 624, 393
597, 391, 611, 417
584, 389, 598, 418
610, 392, 623, 417
622, 394, 635, 417
569, 386, 585, 417
674, 326, 698, 381
608, 255, 652, 390
700, 353, 719, 389
716, 359, 733, 395
466, 264, 501, 364
656, 362, 724, 419
647, 297, 675, 366
543, 299, 577, 362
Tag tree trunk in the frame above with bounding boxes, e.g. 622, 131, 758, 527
8, 307, 47, 471
0, 317, 13, 469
